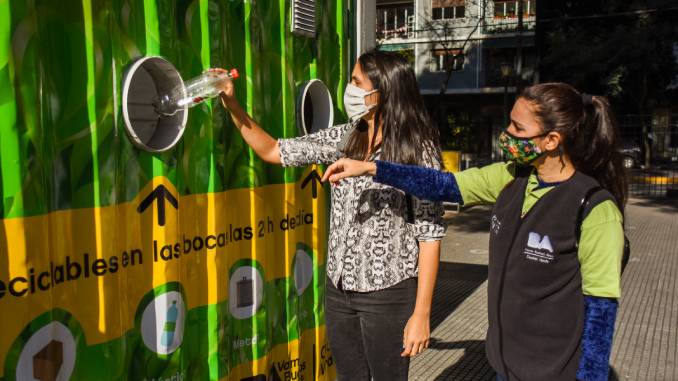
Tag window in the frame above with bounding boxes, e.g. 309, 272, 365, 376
431, 49, 464, 72
432, 0, 466, 20
494, 1, 536, 18
455, 5, 465, 18
484, 48, 514, 85
525, 0, 536, 16
482, 47, 541, 87
377, 4, 415, 40
494, 1, 514, 18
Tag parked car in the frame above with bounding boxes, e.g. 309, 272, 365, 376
619, 139, 642, 169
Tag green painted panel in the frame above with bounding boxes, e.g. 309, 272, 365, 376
0, 0, 348, 219
0, 0, 348, 380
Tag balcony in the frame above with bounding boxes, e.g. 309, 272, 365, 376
483, 0, 536, 34
483, 15, 536, 35
376, 4, 415, 43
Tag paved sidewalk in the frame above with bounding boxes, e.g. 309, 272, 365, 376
409, 198, 678, 380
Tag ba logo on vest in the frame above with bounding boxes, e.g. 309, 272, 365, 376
523, 232, 556, 264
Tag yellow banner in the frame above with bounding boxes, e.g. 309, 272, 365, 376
0, 172, 332, 379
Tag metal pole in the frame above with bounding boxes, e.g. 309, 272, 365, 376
516, 0, 524, 87
503, 79, 508, 128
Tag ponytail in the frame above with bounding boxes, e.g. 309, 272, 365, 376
575, 96, 628, 207
520, 83, 628, 208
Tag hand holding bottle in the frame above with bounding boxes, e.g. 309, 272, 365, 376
209, 69, 234, 96
182, 68, 238, 106
154, 68, 239, 116
214, 68, 238, 108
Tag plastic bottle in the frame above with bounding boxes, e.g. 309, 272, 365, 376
155, 68, 239, 116
161, 300, 179, 348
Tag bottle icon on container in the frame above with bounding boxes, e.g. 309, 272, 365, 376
161, 300, 179, 348
154, 68, 239, 116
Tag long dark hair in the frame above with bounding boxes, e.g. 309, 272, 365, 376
520, 83, 628, 207
343, 49, 441, 165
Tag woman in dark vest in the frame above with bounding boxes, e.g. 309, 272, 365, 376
218, 50, 445, 380
321, 82, 626, 381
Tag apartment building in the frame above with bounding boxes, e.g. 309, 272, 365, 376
375, 0, 538, 159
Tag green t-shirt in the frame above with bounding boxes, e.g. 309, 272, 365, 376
454, 162, 624, 298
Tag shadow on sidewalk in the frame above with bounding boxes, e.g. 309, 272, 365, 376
428, 339, 495, 381
630, 196, 678, 213
427, 338, 621, 381
446, 205, 493, 234
431, 261, 488, 331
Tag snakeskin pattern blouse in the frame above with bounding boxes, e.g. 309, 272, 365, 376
278, 123, 446, 292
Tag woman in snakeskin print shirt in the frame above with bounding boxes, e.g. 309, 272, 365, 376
219, 50, 445, 381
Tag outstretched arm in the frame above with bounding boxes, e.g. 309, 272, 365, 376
220, 80, 281, 164
220, 71, 349, 167
221, 95, 281, 164
322, 159, 463, 203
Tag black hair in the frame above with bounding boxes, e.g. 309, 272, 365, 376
520, 83, 628, 207
343, 49, 441, 165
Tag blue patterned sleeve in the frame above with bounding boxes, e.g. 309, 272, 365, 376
576, 296, 618, 381
373, 160, 463, 203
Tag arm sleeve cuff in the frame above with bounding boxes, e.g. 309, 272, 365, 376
577, 296, 618, 381
374, 160, 463, 203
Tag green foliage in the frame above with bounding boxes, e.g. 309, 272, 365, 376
395, 49, 415, 66
440, 112, 484, 153
539, 1, 678, 112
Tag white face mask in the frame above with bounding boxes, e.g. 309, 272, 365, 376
343, 83, 378, 123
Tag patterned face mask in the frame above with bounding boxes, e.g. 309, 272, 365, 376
499, 130, 548, 164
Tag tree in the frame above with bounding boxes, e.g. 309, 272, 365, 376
416, 1, 489, 152
537, 0, 678, 167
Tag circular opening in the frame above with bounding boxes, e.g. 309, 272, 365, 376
122, 56, 188, 152
296, 79, 334, 135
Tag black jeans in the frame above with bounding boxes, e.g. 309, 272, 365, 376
325, 276, 418, 381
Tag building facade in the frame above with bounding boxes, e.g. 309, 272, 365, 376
375, 0, 538, 161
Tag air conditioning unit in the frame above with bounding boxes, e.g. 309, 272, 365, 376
292, 0, 316, 38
